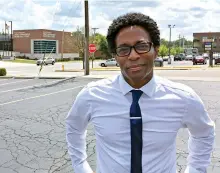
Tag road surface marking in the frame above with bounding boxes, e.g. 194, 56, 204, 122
0, 79, 33, 86
0, 80, 58, 94
0, 85, 84, 106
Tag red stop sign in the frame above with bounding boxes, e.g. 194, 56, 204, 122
89, 44, 96, 53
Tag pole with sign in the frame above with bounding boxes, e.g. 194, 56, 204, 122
203, 38, 214, 67
89, 44, 97, 68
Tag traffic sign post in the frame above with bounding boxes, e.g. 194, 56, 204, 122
89, 44, 96, 53
89, 44, 97, 68
203, 39, 214, 67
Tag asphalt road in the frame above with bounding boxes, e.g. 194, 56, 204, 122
0, 77, 219, 173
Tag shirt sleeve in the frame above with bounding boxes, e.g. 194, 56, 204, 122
182, 89, 215, 173
65, 86, 93, 173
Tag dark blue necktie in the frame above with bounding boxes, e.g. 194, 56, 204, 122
130, 90, 143, 173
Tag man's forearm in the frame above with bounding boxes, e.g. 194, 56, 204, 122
65, 86, 93, 173
66, 129, 93, 173
185, 132, 215, 173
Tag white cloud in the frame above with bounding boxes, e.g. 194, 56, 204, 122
1, 0, 220, 41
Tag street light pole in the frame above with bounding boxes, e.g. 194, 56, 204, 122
168, 24, 175, 64
9, 21, 12, 57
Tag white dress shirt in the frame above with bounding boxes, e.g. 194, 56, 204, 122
65, 74, 215, 173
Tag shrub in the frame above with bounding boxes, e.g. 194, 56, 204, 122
56, 58, 71, 62
15, 55, 30, 59
0, 68, 7, 76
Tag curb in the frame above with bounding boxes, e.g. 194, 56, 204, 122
0, 76, 70, 79
36, 76, 67, 79
0, 76, 76, 92
55, 70, 83, 72
55, 67, 216, 72
0, 76, 14, 79
55, 68, 193, 72
57, 68, 195, 72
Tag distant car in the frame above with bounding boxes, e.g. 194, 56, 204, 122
185, 54, 193, 61
99, 58, 119, 67
193, 55, 207, 65
213, 53, 220, 60
174, 53, 185, 61
162, 56, 169, 61
202, 53, 209, 59
154, 57, 163, 67
36, 57, 55, 66
214, 54, 220, 65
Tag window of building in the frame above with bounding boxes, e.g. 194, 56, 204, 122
212, 42, 217, 48
213, 36, 217, 42
33, 40, 56, 54
193, 37, 200, 42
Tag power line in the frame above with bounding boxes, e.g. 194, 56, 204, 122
62, 0, 82, 30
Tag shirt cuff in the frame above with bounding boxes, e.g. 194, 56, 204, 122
74, 160, 93, 173
184, 166, 201, 173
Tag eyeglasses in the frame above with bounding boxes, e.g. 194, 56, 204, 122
115, 42, 153, 57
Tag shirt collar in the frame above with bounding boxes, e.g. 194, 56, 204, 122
119, 74, 157, 98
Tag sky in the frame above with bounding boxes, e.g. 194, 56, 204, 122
1, 0, 220, 41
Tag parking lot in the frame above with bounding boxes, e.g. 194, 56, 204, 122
0, 77, 220, 173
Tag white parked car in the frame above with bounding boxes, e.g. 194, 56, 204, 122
36, 57, 55, 66
99, 58, 119, 67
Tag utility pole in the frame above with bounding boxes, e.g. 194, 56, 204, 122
3, 25, 5, 57
91, 27, 99, 68
179, 34, 181, 47
61, 29, 64, 59
92, 27, 99, 36
182, 35, 185, 48
84, 0, 89, 75
3, 21, 7, 57
9, 21, 12, 57
168, 24, 175, 64
7, 24, 10, 56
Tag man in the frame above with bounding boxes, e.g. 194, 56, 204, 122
66, 12, 215, 173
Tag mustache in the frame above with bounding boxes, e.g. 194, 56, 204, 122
127, 64, 146, 69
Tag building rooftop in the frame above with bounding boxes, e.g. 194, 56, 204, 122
193, 32, 220, 35
13, 29, 71, 33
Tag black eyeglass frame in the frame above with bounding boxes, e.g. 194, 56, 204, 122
115, 42, 154, 57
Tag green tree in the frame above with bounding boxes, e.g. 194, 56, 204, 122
175, 47, 183, 54
98, 36, 111, 59
159, 44, 168, 57
170, 47, 176, 55
71, 26, 85, 68
92, 33, 103, 45
92, 33, 111, 59
160, 39, 169, 47
184, 40, 193, 48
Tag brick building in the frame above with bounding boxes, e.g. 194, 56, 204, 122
193, 32, 220, 54
13, 29, 79, 59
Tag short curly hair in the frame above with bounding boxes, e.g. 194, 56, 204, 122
106, 12, 160, 54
